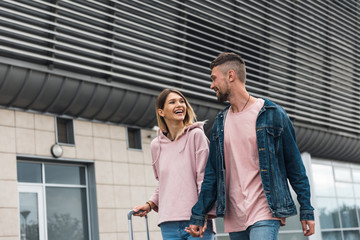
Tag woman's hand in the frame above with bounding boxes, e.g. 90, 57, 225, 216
133, 201, 154, 217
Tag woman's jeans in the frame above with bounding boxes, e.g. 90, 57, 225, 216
160, 220, 214, 240
229, 220, 280, 240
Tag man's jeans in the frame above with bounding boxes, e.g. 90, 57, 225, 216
160, 220, 214, 240
229, 220, 280, 240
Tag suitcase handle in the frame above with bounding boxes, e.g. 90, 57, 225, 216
128, 210, 150, 240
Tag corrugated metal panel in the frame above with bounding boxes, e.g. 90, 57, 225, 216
0, 0, 359, 160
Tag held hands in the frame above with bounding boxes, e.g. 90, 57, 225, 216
301, 220, 315, 236
185, 220, 207, 238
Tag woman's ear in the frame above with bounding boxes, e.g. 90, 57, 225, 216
158, 108, 165, 117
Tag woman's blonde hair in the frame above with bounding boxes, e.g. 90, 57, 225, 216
155, 89, 196, 132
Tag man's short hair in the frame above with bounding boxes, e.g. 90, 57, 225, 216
210, 52, 245, 70
210, 52, 246, 82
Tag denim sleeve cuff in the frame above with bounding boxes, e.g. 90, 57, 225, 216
300, 210, 314, 221
189, 215, 206, 226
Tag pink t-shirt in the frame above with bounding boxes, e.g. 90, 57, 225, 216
223, 98, 285, 232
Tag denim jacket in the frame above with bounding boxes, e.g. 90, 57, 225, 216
190, 98, 314, 226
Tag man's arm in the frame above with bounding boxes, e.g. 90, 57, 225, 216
282, 117, 314, 219
189, 161, 217, 224
281, 115, 315, 236
189, 123, 219, 227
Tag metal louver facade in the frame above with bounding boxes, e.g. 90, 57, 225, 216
0, 0, 359, 162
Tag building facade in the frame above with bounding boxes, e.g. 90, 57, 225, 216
0, 1, 359, 240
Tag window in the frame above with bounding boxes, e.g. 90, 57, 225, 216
56, 117, 75, 145
17, 161, 96, 240
127, 127, 142, 150
312, 160, 360, 240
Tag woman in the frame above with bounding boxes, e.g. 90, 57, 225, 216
133, 89, 215, 240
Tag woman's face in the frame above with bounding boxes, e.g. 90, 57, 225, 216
158, 92, 187, 123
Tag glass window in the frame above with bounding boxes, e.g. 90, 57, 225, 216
354, 183, 360, 198
313, 159, 360, 239
335, 182, 354, 198
17, 162, 42, 183
56, 117, 75, 145
338, 198, 358, 228
19, 192, 40, 240
46, 187, 89, 240
343, 230, 360, 240
312, 164, 336, 196
127, 127, 142, 150
45, 164, 86, 185
353, 169, 360, 182
17, 161, 93, 240
317, 197, 340, 229
322, 231, 342, 240
334, 167, 352, 182
356, 199, 360, 225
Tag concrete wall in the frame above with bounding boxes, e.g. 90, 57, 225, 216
0, 108, 161, 240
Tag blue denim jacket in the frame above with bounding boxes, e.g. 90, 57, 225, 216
190, 99, 314, 226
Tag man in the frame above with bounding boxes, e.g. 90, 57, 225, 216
185, 52, 315, 239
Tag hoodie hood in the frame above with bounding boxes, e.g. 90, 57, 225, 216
151, 121, 206, 164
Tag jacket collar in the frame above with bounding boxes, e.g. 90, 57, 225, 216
263, 98, 277, 109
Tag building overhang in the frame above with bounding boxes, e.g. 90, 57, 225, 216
0, 58, 223, 135
296, 125, 360, 164
1, 59, 359, 164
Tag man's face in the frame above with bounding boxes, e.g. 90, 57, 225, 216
210, 66, 229, 103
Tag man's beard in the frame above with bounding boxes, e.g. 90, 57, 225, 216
217, 91, 229, 103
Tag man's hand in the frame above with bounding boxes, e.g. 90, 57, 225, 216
301, 220, 315, 236
185, 222, 207, 238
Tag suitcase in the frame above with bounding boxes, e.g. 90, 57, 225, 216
127, 210, 150, 240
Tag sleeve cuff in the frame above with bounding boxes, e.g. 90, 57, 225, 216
300, 210, 314, 221
189, 215, 206, 226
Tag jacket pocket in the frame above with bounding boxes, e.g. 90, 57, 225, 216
265, 127, 282, 154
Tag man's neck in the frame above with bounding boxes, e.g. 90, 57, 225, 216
229, 90, 252, 113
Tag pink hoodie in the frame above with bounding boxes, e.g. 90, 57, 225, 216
149, 122, 213, 225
